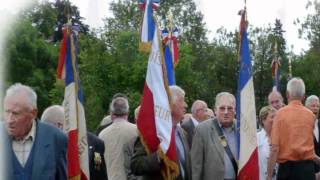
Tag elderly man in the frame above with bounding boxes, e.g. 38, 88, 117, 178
268, 89, 284, 110
305, 95, 320, 178
191, 92, 238, 180
99, 96, 137, 180
41, 105, 108, 180
267, 78, 320, 180
181, 100, 208, 146
4, 83, 67, 180
130, 85, 191, 180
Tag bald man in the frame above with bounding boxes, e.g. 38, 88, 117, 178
268, 90, 284, 110
41, 105, 108, 180
181, 100, 208, 147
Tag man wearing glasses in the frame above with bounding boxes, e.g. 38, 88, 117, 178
191, 92, 238, 180
181, 100, 208, 147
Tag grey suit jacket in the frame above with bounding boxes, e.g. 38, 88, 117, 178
176, 126, 192, 180
191, 119, 225, 180
181, 118, 195, 147
9, 121, 68, 180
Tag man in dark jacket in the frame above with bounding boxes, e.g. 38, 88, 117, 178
130, 85, 191, 180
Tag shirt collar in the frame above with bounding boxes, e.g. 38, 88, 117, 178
288, 100, 303, 106
217, 119, 235, 133
112, 117, 127, 123
14, 120, 36, 142
191, 116, 199, 127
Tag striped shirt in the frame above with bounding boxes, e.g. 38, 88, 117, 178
12, 121, 36, 167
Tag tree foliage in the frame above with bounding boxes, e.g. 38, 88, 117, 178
5, 0, 320, 131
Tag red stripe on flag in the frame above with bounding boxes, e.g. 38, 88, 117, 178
238, 148, 259, 180
57, 29, 67, 79
137, 82, 160, 152
166, 127, 177, 162
67, 129, 80, 177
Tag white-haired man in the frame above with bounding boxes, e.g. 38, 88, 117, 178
181, 100, 208, 146
268, 89, 284, 110
41, 104, 108, 180
4, 83, 67, 180
305, 95, 320, 178
267, 78, 320, 180
99, 96, 137, 180
191, 92, 238, 180
131, 85, 191, 180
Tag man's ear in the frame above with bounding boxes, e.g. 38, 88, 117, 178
31, 109, 38, 119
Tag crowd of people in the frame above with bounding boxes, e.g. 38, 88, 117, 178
2, 77, 320, 180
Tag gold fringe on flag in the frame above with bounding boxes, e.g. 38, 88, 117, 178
139, 42, 152, 53
138, 133, 179, 180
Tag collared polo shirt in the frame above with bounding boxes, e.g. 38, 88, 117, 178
271, 100, 316, 163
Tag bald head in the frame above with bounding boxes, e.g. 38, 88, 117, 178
268, 90, 284, 110
191, 100, 208, 122
41, 105, 64, 130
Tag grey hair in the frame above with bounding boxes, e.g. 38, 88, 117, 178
169, 85, 185, 102
268, 90, 283, 102
191, 100, 206, 114
41, 105, 64, 125
5, 83, 37, 109
305, 95, 319, 106
287, 77, 305, 98
215, 92, 236, 108
110, 97, 129, 116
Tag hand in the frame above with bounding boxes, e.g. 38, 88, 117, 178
316, 172, 320, 180
266, 175, 272, 180
314, 156, 320, 165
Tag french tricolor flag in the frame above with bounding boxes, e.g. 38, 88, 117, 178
57, 25, 90, 180
137, 24, 179, 179
139, 0, 159, 43
236, 9, 259, 180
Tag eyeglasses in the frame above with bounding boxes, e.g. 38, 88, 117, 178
197, 108, 208, 112
218, 106, 234, 112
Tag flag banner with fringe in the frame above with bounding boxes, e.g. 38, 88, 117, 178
137, 22, 179, 180
236, 9, 259, 180
138, 0, 159, 52
57, 24, 90, 180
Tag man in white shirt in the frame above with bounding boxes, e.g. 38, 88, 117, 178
305, 95, 320, 178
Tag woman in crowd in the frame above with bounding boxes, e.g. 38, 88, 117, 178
257, 105, 277, 180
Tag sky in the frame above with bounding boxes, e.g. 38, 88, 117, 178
67, 0, 312, 55
0, 0, 314, 55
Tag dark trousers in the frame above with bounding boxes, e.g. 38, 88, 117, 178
277, 160, 315, 180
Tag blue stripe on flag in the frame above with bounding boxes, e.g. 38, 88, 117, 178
236, 29, 253, 157
65, 36, 74, 86
64, 30, 85, 104
164, 45, 175, 85
147, 3, 155, 41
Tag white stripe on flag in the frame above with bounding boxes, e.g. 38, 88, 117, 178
146, 27, 173, 153
63, 83, 90, 178
238, 77, 258, 170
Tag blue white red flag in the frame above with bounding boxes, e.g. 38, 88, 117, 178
137, 22, 179, 179
57, 24, 90, 180
236, 9, 259, 180
161, 28, 179, 85
139, 0, 159, 43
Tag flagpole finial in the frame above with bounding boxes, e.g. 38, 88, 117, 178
289, 57, 293, 78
